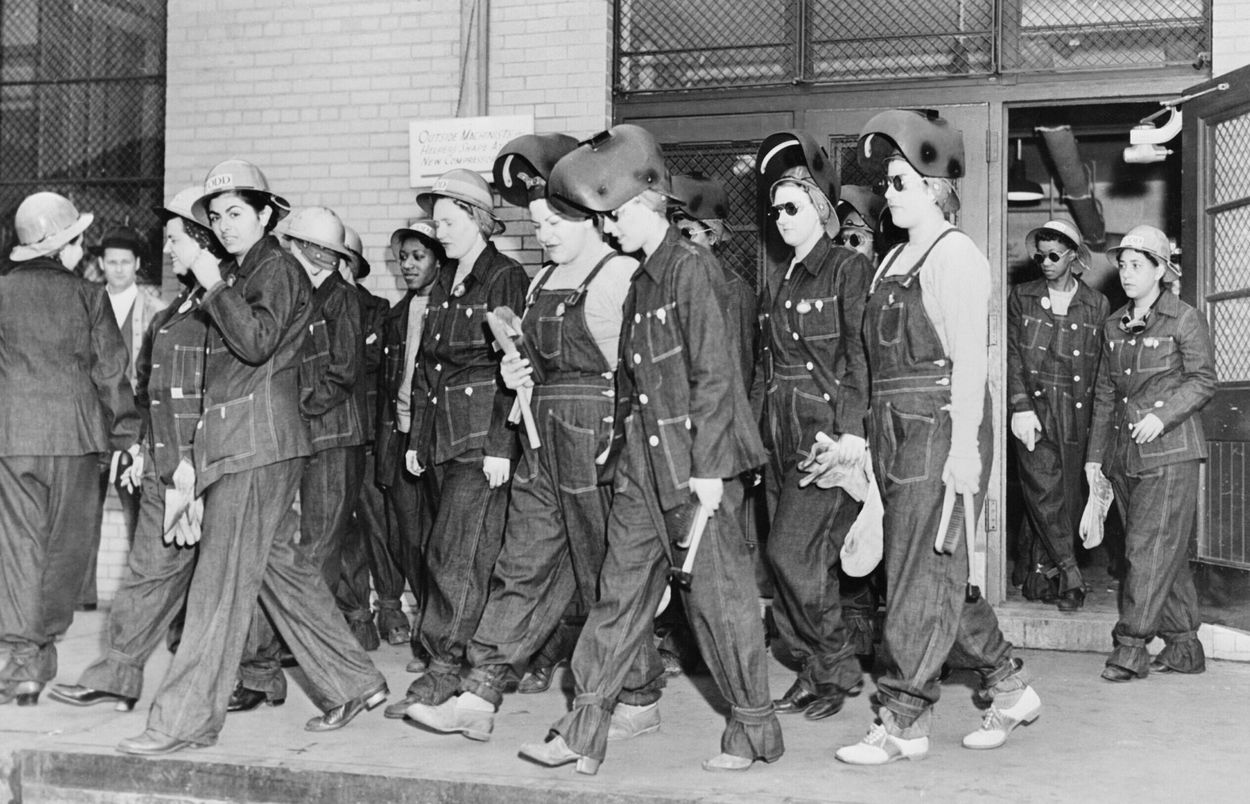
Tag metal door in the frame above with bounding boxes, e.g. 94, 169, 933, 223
1181, 66, 1250, 570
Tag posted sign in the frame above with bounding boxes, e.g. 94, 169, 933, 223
409, 115, 534, 185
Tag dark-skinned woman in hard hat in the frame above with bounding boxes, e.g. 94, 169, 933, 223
517, 124, 781, 775
0, 192, 140, 707
118, 159, 387, 756
395, 168, 529, 711
405, 133, 635, 740
50, 187, 223, 713
1088, 226, 1214, 682
830, 111, 1038, 765
752, 130, 873, 724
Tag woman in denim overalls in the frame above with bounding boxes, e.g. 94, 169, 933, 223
405, 133, 634, 739
835, 110, 1040, 765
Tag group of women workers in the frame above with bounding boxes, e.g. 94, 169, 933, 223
2, 102, 1214, 775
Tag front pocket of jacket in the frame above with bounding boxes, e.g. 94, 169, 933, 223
1021, 314, 1052, 352
884, 402, 936, 485
1134, 335, 1177, 376
1137, 409, 1194, 460
203, 395, 258, 465
445, 379, 495, 446
171, 344, 204, 399
656, 415, 693, 490
645, 302, 683, 362
796, 296, 840, 342
449, 303, 488, 348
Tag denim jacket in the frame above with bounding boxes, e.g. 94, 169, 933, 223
407, 243, 528, 465
354, 283, 389, 444
194, 236, 313, 492
609, 226, 767, 512
1088, 291, 1216, 474
137, 286, 209, 484
0, 257, 140, 457
298, 271, 365, 452
754, 236, 871, 462
1007, 278, 1109, 437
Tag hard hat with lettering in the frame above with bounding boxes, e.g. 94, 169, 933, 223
547, 124, 676, 214
416, 168, 503, 235
191, 159, 291, 226
493, 133, 580, 208
1106, 224, 1179, 280
10, 191, 95, 262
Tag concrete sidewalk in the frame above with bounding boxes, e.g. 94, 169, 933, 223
3, 610, 1249, 802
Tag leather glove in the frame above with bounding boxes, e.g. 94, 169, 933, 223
1010, 411, 1042, 452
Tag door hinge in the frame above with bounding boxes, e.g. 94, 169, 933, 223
984, 497, 998, 532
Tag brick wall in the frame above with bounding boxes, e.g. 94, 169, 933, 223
1213, 0, 1250, 75
93, 0, 614, 603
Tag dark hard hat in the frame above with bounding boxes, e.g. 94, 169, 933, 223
671, 173, 731, 223
858, 109, 964, 179
835, 185, 886, 232
493, 133, 580, 208
756, 130, 839, 207
547, 124, 675, 214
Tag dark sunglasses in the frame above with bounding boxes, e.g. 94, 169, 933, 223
873, 175, 919, 195
768, 201, 807, 219
1119, 309, 1151, 335
1032, 250, 1070, 265
833, 231, 871, 249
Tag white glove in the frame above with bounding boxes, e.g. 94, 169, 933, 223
172, 458, 196, 497
942, 453, 981, 495
499, 353, 534, 390
405, 449, 424, 476
119, 448, 144, 493
1011, 411, 1042, 452
689, 476, 724, 511
1078, 462, 1113, 549
483, 456, 511, 489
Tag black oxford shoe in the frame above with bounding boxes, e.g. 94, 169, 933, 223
1057, 588, 1086, 613
305, 683, 388, 732
226, 684, 284, 713
1100, 664, 1146, 683
49, 684, 136, 711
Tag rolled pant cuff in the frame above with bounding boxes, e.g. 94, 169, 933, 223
78, 650, 146, 699
723, 704, 785, 763
553, 693, 614, 761
879, 692, 933, 736
982, 655, 1027, 691
238, 666, 287, 698
1107, 639, 1149, 675
1, 642, 56, 684
1155, 632, 1206, 673
460, 666, 508, 708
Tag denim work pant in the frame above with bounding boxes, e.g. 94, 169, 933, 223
1106, 460, 1204, 675
1015, 386, 1086, 593
0, 454, 100, 684
418, 452, 510, 680
388, 465, 437, 653
146, 459, 385, 746
766, 464, 865, 695
352, 452, 408, 633
239, 445, 366, 697
552, 418, 783, 765
873, 398, 1019, 733
462, 384, 611, 706
78, 461, 196, 699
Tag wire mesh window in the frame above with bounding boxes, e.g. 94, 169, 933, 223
616, 0, 1211, 93
664, 141, 765, 289
1, 0, 165, 283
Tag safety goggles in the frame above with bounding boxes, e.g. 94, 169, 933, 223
833, 230, 872, 249
1032, 250, 1071, 266
1119, 309, 1151, 335
768, 201, 810, 219
873, 174, 922, 195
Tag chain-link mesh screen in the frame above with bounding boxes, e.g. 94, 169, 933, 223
1001, 0, 1208, 74
617, 0, 795, 92
1208, 297, 1250, 383
808, 0, 994, 82
1, 0, 165, 282
664, 141, 764, 290
1214, 114, 1250, 207
616, 1, 1210, 94
1212, 206, 1250, 297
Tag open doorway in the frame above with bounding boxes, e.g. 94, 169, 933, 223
1002, 101, 1181, 617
